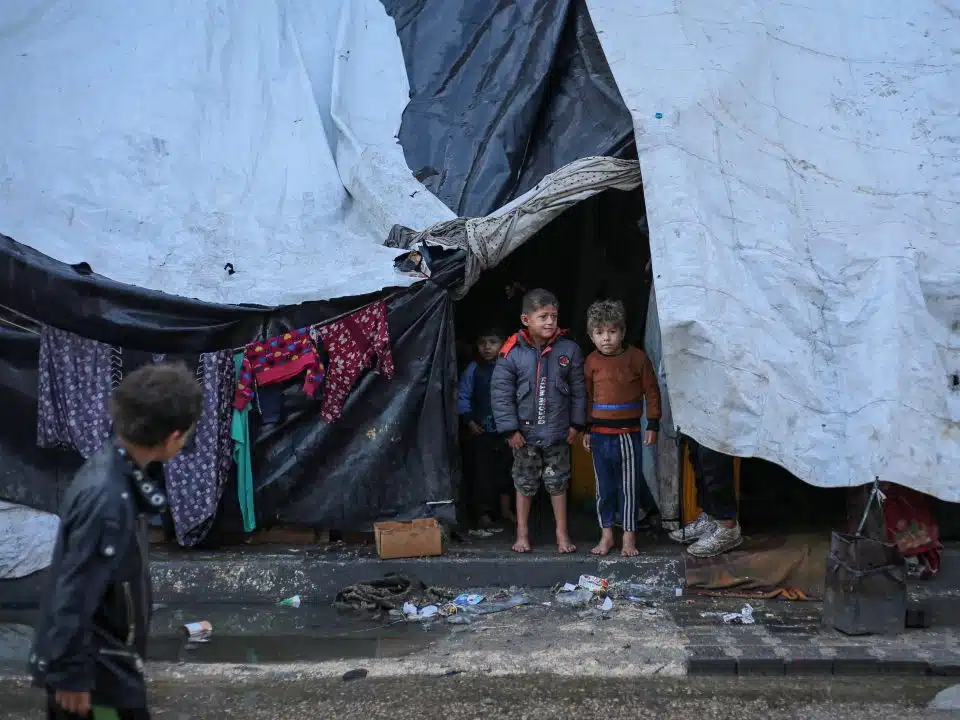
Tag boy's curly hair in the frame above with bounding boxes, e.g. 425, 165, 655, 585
586, 299, 626, 334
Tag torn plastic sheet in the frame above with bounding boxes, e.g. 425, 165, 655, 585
0, 501, 58, 579
0, 0, 453, 306
386, 157, 642, 298
589, 0, 960, 500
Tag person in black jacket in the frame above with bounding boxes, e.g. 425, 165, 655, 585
31, 363, 203, 720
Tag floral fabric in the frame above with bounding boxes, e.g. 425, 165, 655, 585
36, 326, 113, 458
318, 301, 395, 423
164, 351, 235, 546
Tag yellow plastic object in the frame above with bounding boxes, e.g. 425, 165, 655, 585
570, 437, 595, 503
681, 444, 741, 524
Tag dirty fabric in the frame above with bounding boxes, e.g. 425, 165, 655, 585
318, 301, 395, 423
165, 351, 235, 546
233, 327, 325, 410
232, 352, 255, 533
685, 533, 828, 600
36, 326, 113, 458
335, 574, 454, 612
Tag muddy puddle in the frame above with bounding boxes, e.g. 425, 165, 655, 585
0, 604, 438, 668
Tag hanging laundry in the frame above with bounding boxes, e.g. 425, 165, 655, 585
164, 351, 235, 547
318, 301, 395, 423
232, 352, 256, 533
233, 327, 325, 410
36, 326, 113, 458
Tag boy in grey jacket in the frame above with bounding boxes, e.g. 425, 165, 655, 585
491, 289, 586, 553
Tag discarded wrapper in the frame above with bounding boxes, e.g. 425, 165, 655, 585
183, 621, 212, 642
277, 594, 302, 608
453, 593, 484, 607
600, 597, 614, 613
578, 574, 609, 595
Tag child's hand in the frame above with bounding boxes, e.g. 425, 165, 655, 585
566, 427, 578, 445
644, 430, 658, 445
507, 431, 526, 449
582, 433, 591, 452
467, 421, 485, 437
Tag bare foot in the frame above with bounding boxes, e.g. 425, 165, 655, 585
621, 543, 640, 557
591, 538, 615, 556
557, 534, 577, 554
512, 532, 532, 553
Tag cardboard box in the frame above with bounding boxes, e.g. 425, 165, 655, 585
374, 518, 443, 559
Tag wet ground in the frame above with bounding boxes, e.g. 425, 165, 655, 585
1, 674, 957, 719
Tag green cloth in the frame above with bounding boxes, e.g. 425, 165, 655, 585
92, 708, 121, 720
232, 352, 255, 532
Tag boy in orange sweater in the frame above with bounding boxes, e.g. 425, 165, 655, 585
583, 300, 661, 556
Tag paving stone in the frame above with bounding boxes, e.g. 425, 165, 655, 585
736, 658, 785, 676
783, 657, 835, 676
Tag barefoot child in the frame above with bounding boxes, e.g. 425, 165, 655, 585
583, 300, 661, 557
458, 327, 516, 526
491, 289, 585, 553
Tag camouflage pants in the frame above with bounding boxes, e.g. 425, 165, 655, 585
512, 443, 571, 497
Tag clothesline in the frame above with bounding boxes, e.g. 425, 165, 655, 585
229, 291, 404, 353
0, 294, 403, 352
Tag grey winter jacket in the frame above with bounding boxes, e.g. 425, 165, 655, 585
491, 331, 586, 446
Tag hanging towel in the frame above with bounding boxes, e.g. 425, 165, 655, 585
164, 351, 235, 546
36, 326, 113, 458
233, 327, 325, 410
318, 301, 395, 423
232, 352, 256, 533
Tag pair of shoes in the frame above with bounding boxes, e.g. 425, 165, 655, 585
668, 513, 715, 544
687, 523, 743, 558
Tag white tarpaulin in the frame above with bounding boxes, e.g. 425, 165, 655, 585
589, 0, 960, 500
0, 0, 453, 306
0, 501, 58, 579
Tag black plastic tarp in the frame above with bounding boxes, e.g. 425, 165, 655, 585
382, 0, 637, 217
0, 228, 463, 529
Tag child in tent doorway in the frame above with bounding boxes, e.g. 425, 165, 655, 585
458, 327, 516, 527
491, 289, 586, 554
582, 300, 662, 557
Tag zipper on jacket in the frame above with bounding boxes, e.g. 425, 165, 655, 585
121, 582, 136, 646
99, 647, 144, 673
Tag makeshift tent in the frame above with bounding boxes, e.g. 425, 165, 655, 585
0, 0, 956, 571
0, 0, 639, 551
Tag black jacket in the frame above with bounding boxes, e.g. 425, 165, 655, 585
30, 442, 157, 709
491, 331, 586, 446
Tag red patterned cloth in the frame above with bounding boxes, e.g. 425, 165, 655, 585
318, 301, 394, 423
882, 482, 942, 578
233, 327, 325, 410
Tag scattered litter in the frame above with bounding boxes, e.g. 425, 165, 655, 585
488, 527, 505, 533
720, 604, 755, 625
183, 621, 212, 642
463, 593, 529, 615
453, 593, 484, 607
443, 670, 463, 677
446, 614, 473, 625
542, 602, 552, 607
342, 669, 368, 682
468, 529, 494, 538
403, 602, 419, 619
655, 112, 664, 119
555, 588, 594, 608
578, 575, 609, 595
277, 594, 301, 608
561, 583, 578, 592
675, 587, 683, 597
601, 597, 614, 613
418, 604, 439, 619
630, 584, 653, 595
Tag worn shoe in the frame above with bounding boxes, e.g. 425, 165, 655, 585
687, 523, 743, 558
668, 513, 715, 544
